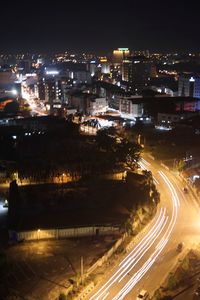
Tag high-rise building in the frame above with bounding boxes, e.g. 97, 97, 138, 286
112, 48, 130, 64
128, 57, 153, 93
88, 60, 97, 77
99, 57, 110, 74
38, 79, 45, 101
111, 48, 130, 83
133, 50, 150, 58
45, 78, 62, 106
17, 59, 32, 73
178, 74, 200, 99
72, 70, 91, 84
122, 58, 132, 81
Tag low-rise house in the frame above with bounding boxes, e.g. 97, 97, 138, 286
118, 96, 144, 120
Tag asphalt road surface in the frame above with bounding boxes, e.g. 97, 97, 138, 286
86, 155, 200, 300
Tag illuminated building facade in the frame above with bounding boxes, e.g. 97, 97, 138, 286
99, 57, 110, 74
119, 96, 144, 119
178, 74, 200, 99
45, 78, 62, 105
112, 48, 130, 64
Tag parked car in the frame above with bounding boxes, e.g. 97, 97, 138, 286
136, 289, 149, 300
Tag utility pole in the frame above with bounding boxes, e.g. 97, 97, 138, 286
81, 256, 84, 284
138, 134, 141, 145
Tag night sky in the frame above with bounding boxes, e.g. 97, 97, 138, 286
1, 0, 200, 54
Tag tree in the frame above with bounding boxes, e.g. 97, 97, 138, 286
59, 294, 67, 300
4, 101, 19, 114
96, 129, 116, 152
116, 140, 141, 171
174, 159, 185, 172
167, 273, 177, 290
96, 129, 141, 171
141, 89, 158, 98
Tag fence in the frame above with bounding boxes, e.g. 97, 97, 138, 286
9, 225, 120, 242
73, 232, 128, 300
74, 282, 95, 300
85, 232, 127, 277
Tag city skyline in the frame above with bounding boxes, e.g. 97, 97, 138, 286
1, 2, 200, 299
1, 0, 200, 53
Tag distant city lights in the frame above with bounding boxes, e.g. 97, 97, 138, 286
11, 89, 18, 95
155, 125, 172, 131
46, 70, 59, 75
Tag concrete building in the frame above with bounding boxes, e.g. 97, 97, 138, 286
88, 60, 97, 76
101, 62, 110, 75
99, 57, 110, 74
178, 74, 200, 99
119, 96, 144, 119
17, 59, 32, 74
70, 70, 91, 85
0, 71, 18, 84
68, 92, 91, 115
158, 112, 183, 125
122, 58, 132, 82
111, 48, 130, 84
0, 70, 21, 98
133, 50, 150, 58
45, 78, 62, 106
89, 97, 108, 115
128, 57, 153, 93
38, 79, 45, 101
112, 48, 130, 64
68, 92, 108, 115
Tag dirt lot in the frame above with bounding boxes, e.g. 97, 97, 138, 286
1, 236, 117, 300
10, 178, 147, 231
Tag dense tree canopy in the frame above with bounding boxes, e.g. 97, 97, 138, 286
4, 101, 19, 114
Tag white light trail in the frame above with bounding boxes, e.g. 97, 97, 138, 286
141, 158, 151, 166
153, 177, 159, 185
88, 161, 180, 300
119, 208, 165, 267
118, 215, 168, 283
138, 161, 147, 170
112, 170, 179, 300
102, 292, 109, 300
89, 209, 167, 300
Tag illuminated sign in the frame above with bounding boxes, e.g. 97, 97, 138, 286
100, 57, 107, 62
118, 48, 129, 51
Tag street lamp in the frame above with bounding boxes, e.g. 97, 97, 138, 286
37, 229, 40, 240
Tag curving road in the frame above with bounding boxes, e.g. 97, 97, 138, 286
86, 155, 200, 300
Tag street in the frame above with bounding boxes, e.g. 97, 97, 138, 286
86, 155, 200, 300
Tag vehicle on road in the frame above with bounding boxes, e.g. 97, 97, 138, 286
183, 187, 188, 194
176, 242, 183, 252
3, 199, 8, 208
136, 289, 149, 300
195, 286, 200, 296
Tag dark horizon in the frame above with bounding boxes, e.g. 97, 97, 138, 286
0, 0, 200, 54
